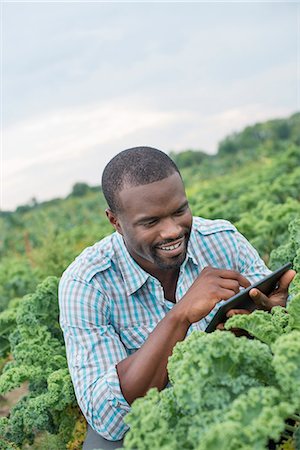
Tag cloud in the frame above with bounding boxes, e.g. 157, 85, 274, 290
2, 99, 190, 209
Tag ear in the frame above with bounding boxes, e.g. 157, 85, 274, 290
106, 208, 123, 235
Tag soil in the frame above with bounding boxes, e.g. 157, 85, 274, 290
0, 382, 29, 417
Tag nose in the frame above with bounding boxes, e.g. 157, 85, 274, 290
159, 217, 182, 241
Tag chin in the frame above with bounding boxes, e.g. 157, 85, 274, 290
154, 252, 186, 270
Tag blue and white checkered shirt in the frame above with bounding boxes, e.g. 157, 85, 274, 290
58, 217, 270, 440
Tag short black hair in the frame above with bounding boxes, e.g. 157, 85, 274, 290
101, 146, 181, 212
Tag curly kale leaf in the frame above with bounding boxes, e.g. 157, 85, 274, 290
290, 272, 300, 299
42, 368, 76, 411
287, 291, 300, 331
11, 325, 66, 370
0, 430, 20, 450
168, 330, 274, 415
269, 242, 295, 271
124, 387, 186, 450
289, 219, 300, 250
225, 306, 290, 346
0, 418, 21, 449
15, 276, 63, 342
269, 218, 300, 271
272, 330, 300, 407
0, 364, 42, 395
0, 369, 77, 447
0, 325, 67, 394
197, 387, 295, 450
0, 302, 19, 358
0, 277, 77, 447
225, 291, 300, 345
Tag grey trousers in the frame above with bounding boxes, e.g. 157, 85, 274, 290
83, 424, 124, 450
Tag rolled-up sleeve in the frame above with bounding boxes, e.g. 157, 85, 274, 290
58, 274, 130, 440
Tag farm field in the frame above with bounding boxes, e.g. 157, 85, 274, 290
0, 112, 300, 449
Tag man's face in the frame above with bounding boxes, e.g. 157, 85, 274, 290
107, 172, 193, 274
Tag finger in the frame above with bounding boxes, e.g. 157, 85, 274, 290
276, 269, 296, 292
219, 288, 239, 300
226, 309, 251, 318
230, 328, 251, 338
219, 279, 240, 295
249, 288, 269, 310
216, 323, 225, 330
219, 270, 250, 288
236, 274, 251, 289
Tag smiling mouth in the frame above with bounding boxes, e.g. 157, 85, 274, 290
157, 242, 182, 251
156, 238, 185, 253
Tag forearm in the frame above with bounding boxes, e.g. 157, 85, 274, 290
116, 305, 189, 405
117, 267, 252, 405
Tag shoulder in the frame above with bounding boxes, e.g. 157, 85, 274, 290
61, 232, 119, 284
192, 217, 237, 236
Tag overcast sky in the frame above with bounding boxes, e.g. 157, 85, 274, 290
1, 1, 299, 211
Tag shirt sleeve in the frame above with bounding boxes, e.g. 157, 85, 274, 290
235, 230, 271, 282
58, 274, 130, 441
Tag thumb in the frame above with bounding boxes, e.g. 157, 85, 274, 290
276, 269, 296, 292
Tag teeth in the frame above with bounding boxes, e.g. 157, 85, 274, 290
159, 242, 181, 251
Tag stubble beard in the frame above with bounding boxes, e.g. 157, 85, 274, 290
151, 233, 190, 270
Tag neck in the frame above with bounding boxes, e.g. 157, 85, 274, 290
151, 267, 180, 302
152, 267, 178, 284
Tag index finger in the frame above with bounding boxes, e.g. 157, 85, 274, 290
219, 269, 250, 288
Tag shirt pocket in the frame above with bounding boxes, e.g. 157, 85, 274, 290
119, 323, 156, 351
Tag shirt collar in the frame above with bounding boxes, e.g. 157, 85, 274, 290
115, 233, 150, 296
184, 224, 200, 268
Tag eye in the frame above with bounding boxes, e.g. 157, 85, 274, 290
143, 218, 159, 227
174, 205, 188, 216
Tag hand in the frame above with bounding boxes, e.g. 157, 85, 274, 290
177, 267, 250, 325
249, 269, 296, 310
217, 308, 251, 336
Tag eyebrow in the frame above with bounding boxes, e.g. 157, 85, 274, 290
135, 201, 189, 225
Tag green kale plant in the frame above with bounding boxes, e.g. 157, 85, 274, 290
0, 277, 85, 449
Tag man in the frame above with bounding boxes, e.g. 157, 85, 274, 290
59, 147, 295, 449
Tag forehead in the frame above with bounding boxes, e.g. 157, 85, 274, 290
118, 173, 187, 216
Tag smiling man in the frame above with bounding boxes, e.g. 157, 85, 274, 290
59, 147, 295, 449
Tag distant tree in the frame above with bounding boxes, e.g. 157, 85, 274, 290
276, 122, 290, 140
169, 150, 208, 169
70, 182, 91, 197
15, 204, 31, 214
218, 138, 239, 155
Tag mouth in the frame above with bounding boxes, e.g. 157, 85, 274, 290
155, 238, 185, 256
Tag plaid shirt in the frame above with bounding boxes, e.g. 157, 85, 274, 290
58, 217, 270, 440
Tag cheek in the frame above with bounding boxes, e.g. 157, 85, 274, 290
136, 230, 158, 250
180, 212, 193, 230
125, 229, 153, 250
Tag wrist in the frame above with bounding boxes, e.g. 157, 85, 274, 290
168, 301, 191, 329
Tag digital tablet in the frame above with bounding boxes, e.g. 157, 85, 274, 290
205, 262, 292, 333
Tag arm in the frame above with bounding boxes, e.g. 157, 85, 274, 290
59, 276, 131, 441
117, 267, 250, 404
